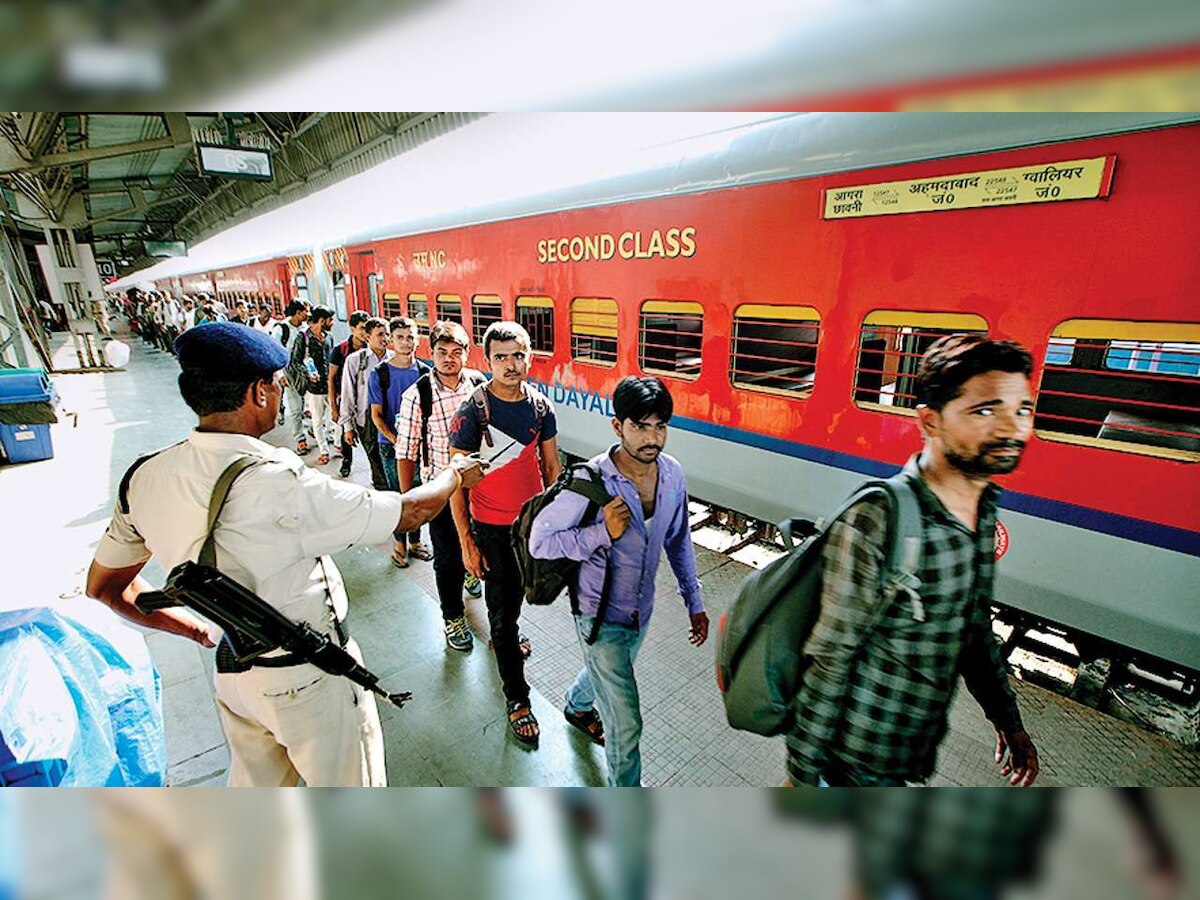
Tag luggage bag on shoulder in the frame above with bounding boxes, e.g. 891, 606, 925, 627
714, 473, 923, 737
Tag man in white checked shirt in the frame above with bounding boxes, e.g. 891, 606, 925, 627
395, 321, 488, 651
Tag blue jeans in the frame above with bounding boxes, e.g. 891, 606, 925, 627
380, 444, 421, 543
565, 615, 647, 787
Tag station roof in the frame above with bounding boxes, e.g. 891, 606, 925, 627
0, 112, 480, 276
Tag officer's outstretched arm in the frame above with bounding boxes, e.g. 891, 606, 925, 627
395, 454, 487, 533
86, 560, 216, 646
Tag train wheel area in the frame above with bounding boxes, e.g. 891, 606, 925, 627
4, 325, 1197, 787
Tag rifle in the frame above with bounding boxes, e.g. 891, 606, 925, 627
133, 455, 412, 710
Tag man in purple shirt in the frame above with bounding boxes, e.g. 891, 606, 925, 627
530, 376, 708, 786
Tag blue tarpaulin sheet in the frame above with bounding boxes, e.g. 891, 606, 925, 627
0, 607, 165, 786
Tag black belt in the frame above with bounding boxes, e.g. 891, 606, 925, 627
215, 617, 350, 674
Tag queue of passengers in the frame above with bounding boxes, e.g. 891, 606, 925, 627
89, 307, 1041, 790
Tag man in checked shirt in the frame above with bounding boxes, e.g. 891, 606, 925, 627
395, 320, 488, 652
788, 334, 1040, 787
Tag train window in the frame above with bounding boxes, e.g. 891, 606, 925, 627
472, 295, 504, 348
730, 304, 820, 397
332, 271, 347, 321
853, 311, 988, 413
1035, 319, 1200, 461
436, 294, 463, 325
382, 292, 403, 319
272, 292, 282, 317
517, 295, 555, 354
295, 273, 309, 304
407, 293, 430, 338
639, 300, 703, 379
571, 297, 618, 367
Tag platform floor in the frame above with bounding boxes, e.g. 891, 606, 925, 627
3, 326, 1198, 787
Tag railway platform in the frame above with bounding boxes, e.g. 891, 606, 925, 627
4, 328, 1197, 787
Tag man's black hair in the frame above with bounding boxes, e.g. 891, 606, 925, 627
430, 319, 469, 349
612, 376, 673, 423
364, 316, 388, 334
915, 334, 1033, 411
348, 310, 369, 328
310, 306, 334, 323
388, 316, 416, 334
284, 300, 306, 317
482, 320, 531, 358
178, 370, 263, 416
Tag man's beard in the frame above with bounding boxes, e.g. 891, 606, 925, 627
945, 439, 1025, 477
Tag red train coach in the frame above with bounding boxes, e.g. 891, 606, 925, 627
158, 113, 1200, 677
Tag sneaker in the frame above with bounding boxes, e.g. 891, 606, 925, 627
338, 465, 352, 478
444, 617, 473, 652
464, 574, 483, 599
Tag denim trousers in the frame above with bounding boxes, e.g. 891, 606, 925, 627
565, 615, 647, 787
379, 443, 421, 543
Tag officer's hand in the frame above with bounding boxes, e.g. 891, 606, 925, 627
461, 535, 488, 578
688, 611, 709, 646
603, 497, 631, 540
451, 453, 488, 490
345, 428, 357, 446
995, 729, 1039, 786
192, 622, 219, 649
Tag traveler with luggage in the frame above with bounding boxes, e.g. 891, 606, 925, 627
529, 376, 706, 785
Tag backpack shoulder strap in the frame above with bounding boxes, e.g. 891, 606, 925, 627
119, 441, 186, 514
524, 383, 550, 427
880, 471, 923, 581
378, 361, 390, 394
416, 371, 434, 421
470, 382, 493, 448
415, 372, 434, 468
565, 462, 611, 509
197, 456, 265, 568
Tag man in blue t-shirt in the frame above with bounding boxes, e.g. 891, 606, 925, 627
449, 320, 562, 748
369, 316, 432, 567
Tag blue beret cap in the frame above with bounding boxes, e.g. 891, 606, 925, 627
174, 321, 290, 379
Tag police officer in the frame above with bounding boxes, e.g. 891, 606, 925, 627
86, 322, 486, 787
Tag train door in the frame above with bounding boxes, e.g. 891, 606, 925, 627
275, 262, 290, 314
352, 250, 379, 317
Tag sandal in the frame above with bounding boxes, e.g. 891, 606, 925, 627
390, 544, 409, 568
296, 439, 310, 456
316, 454, 330, 465
507, 701, 540, 748
564, 707, 605, 746
518, 632, 532, 659
408, 543, 433, 562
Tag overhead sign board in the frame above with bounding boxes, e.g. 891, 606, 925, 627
823, 156, 1115, 219
196, 143, 274, 182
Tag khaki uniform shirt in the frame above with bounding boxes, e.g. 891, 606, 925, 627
95, 430, 403, 641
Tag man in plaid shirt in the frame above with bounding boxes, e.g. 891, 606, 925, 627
788, 335, 1040, 787
395, 320, 487, 651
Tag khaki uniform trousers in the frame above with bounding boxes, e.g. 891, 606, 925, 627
214, 637, 385, 787
96, 791, 316, 900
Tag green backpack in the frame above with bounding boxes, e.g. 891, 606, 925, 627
715, 473, 923, 737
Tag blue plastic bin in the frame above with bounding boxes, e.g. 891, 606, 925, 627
0, 737, 66, 787
0, 369, 51, 405
0, 424, 53, 463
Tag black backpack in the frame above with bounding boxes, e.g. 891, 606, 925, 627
714, 473, 923, 737
511, 463, 614, 643
411, 369, 487, 469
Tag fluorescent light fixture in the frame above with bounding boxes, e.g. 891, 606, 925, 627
144, 240, 188, 257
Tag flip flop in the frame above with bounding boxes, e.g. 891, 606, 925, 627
391, 546, 410, 568
408, 543, 433, 562
507, 701, 540, 748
